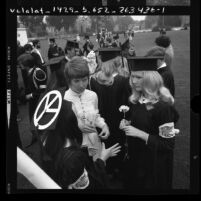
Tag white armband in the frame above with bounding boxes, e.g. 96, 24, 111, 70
159, 122, 180, 138
68, 168, 89, 189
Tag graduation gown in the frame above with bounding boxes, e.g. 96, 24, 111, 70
158, 66, 175, 97
54, 146, 111, 189
89, 75, 131, 171
124, 100, 179, 190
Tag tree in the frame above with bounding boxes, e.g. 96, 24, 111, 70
158, 16, 182, 27
144, 16, 159, 29
116, 16, 134, 32
75, 16, 92, 34
45, 16, 77, 33
18, 16, 47, 36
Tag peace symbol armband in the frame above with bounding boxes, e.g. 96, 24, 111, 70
33, 90, 62, 130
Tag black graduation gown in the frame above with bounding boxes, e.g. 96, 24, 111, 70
124, 100, 179, 190
54, 146, 111, 189
48, 45, 65, 72
158, 67, 175, 97
25, 67, 48, 121
89, 75, 131, 172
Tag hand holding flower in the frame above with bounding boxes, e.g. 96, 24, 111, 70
119, 119, 131, 130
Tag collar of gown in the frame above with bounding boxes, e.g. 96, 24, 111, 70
138, 95, 158, 104
68, 88, 85, 98
157, 61, 167, 70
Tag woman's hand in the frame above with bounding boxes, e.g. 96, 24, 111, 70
99, 124, 110, 140
119, 119, 131, 130
122, 125, 149, 143
122, 125, 140, 137
99, 142, 121, 163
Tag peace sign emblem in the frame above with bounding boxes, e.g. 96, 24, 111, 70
33, 90, 62, 130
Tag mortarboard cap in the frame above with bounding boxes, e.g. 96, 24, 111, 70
99, 47, 121, 62
66, 40, 79, 49
127, 56, 164, 71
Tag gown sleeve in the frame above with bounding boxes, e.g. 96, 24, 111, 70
147, 102, 179, 152
93, 93, 107, 129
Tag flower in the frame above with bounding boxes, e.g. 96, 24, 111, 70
119, 105, 130, 113
119, 105, 130, 119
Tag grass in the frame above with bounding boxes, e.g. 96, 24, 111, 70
17, 29, 190, 189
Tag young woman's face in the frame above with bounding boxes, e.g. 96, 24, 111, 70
70, 76, 88, 94
130, 71, 144, 91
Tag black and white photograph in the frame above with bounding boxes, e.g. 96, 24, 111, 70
6, 0, 199, 195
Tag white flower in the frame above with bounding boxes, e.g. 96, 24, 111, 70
119, 105, 130, 113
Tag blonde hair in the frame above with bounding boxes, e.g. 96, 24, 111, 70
129, 71, 174, 105
100, 60, 115, 77
113, 56, 130, 77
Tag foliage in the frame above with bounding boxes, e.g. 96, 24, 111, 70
19, 16, 47, 37
144, 16, 159, 29
45, 16, 77, 32
158, 16, 182, 27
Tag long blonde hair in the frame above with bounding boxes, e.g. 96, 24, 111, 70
129, 71, 174, 105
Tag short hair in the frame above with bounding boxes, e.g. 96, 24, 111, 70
155, 35, 171, 48
32, 39, 40, 47
64, 56, 89, 84
23, 44, 33, 51
49, 38, 55, 43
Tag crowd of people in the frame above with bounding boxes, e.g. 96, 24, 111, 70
17, 30, 179, 191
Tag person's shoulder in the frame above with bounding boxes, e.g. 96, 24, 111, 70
85, 89, 97, 96
153, 100, 176, 114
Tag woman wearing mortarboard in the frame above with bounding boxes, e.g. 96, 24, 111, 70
89, 48, 131, 182
119, 57, 179, 190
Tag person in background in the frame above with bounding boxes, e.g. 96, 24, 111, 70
64, 40, 80, 62
155, 35, 174, 69
17, 40, 25, 57
83, 35, 90, 56
120, 57, 179, 190
86, 42, 98, 75
48, 38, 64, 73
112, 34, 120, 48
120, 39, 130, 76
17, 43, 35, 101
76, 33, 81, 43
31, 39, 46, 67
145, 46, 175, 97
63, 57, 110, 161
